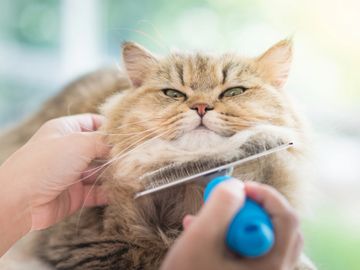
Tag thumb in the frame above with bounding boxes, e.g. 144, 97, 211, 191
66, 132, 110, 163
191, 179, 245, 240
182, 214, 195, 230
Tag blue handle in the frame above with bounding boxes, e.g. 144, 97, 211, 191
204, 175, 274, 257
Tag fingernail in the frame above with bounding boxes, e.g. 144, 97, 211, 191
217, 179, 245, 200
226, 178, 245, 190
182, 215, 195, 230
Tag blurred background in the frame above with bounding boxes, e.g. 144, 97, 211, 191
0, 0, 359, 268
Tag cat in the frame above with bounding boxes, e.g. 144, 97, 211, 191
0, 40, 316, 270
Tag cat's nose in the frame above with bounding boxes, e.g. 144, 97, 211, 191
190, 103, 214, 117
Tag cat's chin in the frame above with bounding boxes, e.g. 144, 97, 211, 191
171, 127, 228, 151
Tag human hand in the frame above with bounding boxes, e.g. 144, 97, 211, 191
0, 114, 110, 234
160, 180, 303, 270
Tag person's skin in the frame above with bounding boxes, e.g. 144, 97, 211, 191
0, 114, 303, 270
161, 180, 303, 270
0, 114, 109, 256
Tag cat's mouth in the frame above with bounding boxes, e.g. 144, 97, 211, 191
191, 124, 234, 137
193, 125, 212, 132
170, 126, 229, 152
188, 125, 222, 137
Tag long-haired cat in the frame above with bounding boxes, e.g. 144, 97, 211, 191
0, 40, 316, 269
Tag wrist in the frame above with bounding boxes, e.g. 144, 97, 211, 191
0, 161, 32, 256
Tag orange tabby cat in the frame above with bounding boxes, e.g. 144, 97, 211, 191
0, 40, 316, 270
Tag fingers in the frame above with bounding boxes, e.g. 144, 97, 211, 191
83, 132, 111, 159
39, 114, 106, 135
74, 114, 106, 132
189, 179, 245, 242
161, 181, 245, 270
65, 132, 110, 161
55, 114, 110, 159
245, 182, 301, 258
67, 182, 108, 216
80, 163, 107, 184
41, 114, 111, 159
245, 182, 293, 217
289, 232, 304, 264
81, 185, 108, 207
182, 215, 195, 230
59, 114, 106, 133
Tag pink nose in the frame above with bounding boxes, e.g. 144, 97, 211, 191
190, 103, 213, 117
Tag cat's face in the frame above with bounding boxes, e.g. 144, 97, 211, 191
103, 40, 295, 155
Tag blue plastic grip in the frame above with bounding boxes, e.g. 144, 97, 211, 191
203, 175, 274, 257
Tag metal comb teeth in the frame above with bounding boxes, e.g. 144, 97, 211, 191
139, 157, 230, 190
135, 141, 293, 199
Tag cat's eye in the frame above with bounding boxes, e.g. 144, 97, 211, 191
220, 87, 248, 98
162, 89, 186, 99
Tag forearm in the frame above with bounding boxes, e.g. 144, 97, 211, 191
0, 161, 32, 256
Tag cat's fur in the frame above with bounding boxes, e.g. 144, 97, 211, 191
0, 40, 316, 270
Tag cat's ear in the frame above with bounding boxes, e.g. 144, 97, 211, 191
256, 39, 293, 89
122, 42, 158, 88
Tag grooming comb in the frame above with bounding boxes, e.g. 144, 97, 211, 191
135, 142, 293, 199
134, 141, 293, 257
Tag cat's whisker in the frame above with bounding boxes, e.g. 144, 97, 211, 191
80, 112, 184, 136
224, 125, 253, 130
113, 116, 166, 130
79, 115, 167, 134
94, 126, 161, 137
80, 117, 164, 134
114, 113, 184, 130
136, 20, 170, 51
103, 130, 177, 180
106, 125, 177, 166
25, 115, 175, 190
221, 120, 255, 127
109, 127, 179, 166
105, 124, 170, 137
71, 122, 178, 185
74, 127, 177, 232
49, 163, 109, 190
72, 117, 180, 182
115, 110, 187, 131
105, 115, 183, 136
66, 124, 177, 187
74, 165, 112, 233
102, 128, 175, 175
